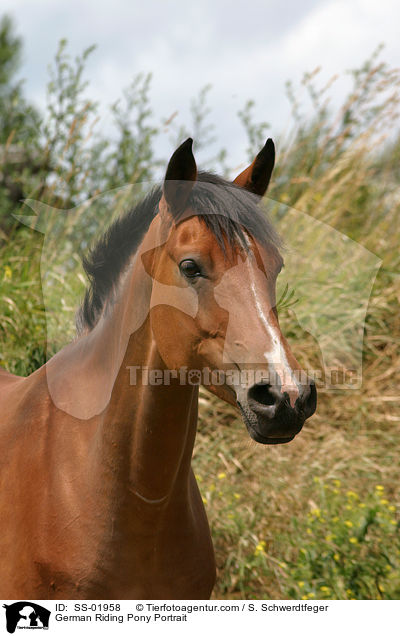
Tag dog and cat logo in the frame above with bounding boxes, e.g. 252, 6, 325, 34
2, 603, 50, 633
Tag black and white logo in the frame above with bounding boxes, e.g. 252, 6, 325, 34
3, 602, 50, 633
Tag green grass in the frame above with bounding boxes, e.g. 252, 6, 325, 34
0, 228, 49, 375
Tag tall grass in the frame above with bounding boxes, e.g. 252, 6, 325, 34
0, 39, 399, 598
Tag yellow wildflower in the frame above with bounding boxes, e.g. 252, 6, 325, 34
217, 472, 226, 480
254, 541, 266, 555
375, 485, 384, 492
345, 520, 353, 528
349, 537, 358, 544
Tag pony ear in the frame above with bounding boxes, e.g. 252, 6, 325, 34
233, 138, 275, 196
161, 138, 197, 216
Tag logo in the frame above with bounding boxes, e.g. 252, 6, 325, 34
2, 603, 50, 633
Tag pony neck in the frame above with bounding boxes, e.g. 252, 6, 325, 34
43, 225, 199, 502
102, 320, 199, 503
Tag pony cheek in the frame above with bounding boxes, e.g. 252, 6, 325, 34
195, 337, 226, 371
149, 305, 198, 370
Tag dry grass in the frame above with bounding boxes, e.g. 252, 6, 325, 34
194, 362, 400, 598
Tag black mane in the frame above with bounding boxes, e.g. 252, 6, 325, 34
76, 171, 281, 333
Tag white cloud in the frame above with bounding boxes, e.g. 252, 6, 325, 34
2, 0, 399, 168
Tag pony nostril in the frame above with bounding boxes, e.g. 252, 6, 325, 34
247, 379, 317, 417
247, 383, 277, 407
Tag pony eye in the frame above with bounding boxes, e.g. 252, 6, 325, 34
179, 259, 202, 279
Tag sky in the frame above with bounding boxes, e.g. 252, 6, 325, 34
2, 0, 400, 170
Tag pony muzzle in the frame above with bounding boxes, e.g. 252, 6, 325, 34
237, 379, 317, 444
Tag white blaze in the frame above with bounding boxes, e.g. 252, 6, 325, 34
214, 240, 300, 407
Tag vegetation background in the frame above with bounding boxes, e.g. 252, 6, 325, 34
0, 14, 399, 599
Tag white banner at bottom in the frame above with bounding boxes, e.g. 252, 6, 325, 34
1, 599, 397, 635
